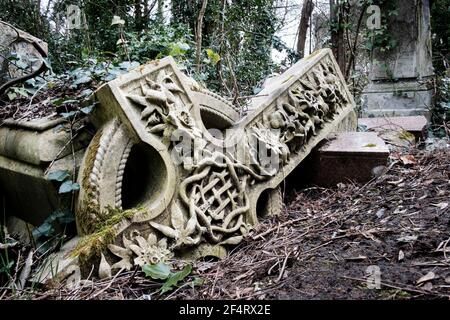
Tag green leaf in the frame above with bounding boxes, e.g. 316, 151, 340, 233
142, 263, 171, 280
53, 209, 75, 224
62, 99, 78, 105
0, 261, 14, 274
111, 15, 125, 26
61, 111, 77, 118
47, 170, 70, 182
14, 87, 30, 98
32, 221, 54, 239
161, 264, 192, 293
42, 58, 52, 72
206, 49, 221, 65
190, 277, 205, 288
59, 180, 80, 194
363, 143, 377, 148
169, 42, 190, 57
118, 61, 140, 70
73, 75, 92, 86
81, 105, 95, 114
7, 92, 17, 100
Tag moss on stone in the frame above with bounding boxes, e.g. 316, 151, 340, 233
77, 129, 102, 234
71, 206, 146, 265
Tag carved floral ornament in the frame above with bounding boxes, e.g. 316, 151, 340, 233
76, 49, 356, 275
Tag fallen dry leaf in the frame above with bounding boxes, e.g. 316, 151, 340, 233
344, 255, 368, 261
422, 282, 434, 291
431, 202, 448, 210
397, 235, 418, 243
379, 130, 415, 148
417, 271, 435, 284
398, 250, 405, 262
388, 178, 404, 185
400, 155, 417, 165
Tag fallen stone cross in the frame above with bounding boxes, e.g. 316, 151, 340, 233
0, 21, 48, 96
74, 48, 357, 272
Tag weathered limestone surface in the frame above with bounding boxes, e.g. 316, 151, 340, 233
362, 0, 434, 117
0, 21, 48, 94
0, 149, 86, 226
0, 116, 90, 226
359, 116, 428, 141
75, 48, 357, 274
0, 117, 91, 165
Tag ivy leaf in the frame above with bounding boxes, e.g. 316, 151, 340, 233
142, 262, 171, 280
81, 104, 95, 114
0, 261, 14, 274
190, 277, 205, 288
59, 180, 80, 194
32, 221, 54, 239
111, 16, 125, 26
7, 92, 17, 100
73, 75, 92, 86
51, 98, 64, 106
14, 87, 30, 98
54, 209, 75, 224
160, 264, 192, 293
169, 42, 190, 56
116, 38, 127, 46
61, 111, 77, 118
47, 170, 70, 182
206, 49, 221, 65
62, 99, 79, 105
79, 89, 93, 98
118, 61, 140, 70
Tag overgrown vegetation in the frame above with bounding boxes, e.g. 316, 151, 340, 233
0, 0, 449, 300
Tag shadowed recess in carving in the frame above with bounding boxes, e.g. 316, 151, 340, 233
121, 142, 167, 210
256, 188, 283, 218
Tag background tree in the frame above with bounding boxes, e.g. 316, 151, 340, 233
296, 0, 314, 59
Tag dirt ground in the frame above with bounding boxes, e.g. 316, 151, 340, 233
2, 140, 449, 300
185, 143, 450, 300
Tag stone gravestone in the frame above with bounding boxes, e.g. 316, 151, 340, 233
74, 48, 357, 273
0, 21, 48, 95
362, 0, 434, 117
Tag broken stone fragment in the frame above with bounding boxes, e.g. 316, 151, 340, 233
74, 48, 357, 273
0, 21, 48, 95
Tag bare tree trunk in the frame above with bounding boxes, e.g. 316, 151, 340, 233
330, 0, 345, 73
296, 0, 314, 58
345, 4, 368, 80
134, 0, 142, 30
195, 0, 208, 72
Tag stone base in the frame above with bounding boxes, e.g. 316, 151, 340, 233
0, 150, 85, 226
309, 132, 390, 187
358, 116, 429, 141
361, 80, 433, 118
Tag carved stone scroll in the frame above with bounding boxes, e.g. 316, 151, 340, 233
76, 49, 356, 273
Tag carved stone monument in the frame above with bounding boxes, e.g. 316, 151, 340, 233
0, 21, 48, 96
74, 49, 357, 273
362, 0, 434, 117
